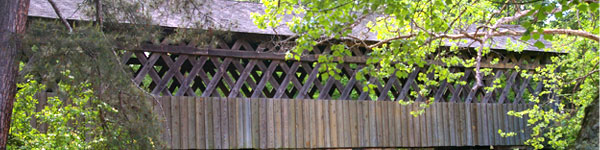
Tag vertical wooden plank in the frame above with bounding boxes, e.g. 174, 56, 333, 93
221, 98, 230, 149
438, 103, 446, 146
457, 103, 465, 146
196, 97, 206, 149
518, 104, 526, 144
425, 102, 432, 147
259, 98, 267, 149
171, 97, 181, 149
382, 101, 390, 147
480, 103, 489, 146
296, 99, 305, 148
205, 98, 215, 149
316, 100, 324, 147
274, 99, 282, 148
441, 103, 450, 146
180, 97, 189, 149
188, 97, 196, 149
494, 103, 505, 145
360, 101, 369, 147
303, 99, 311, 148
229, 98, 237, 149
511, 104, 518, 145
251, 98, 259, 148
212, 98, 222, 149
487, 103, 495, 146
330, 100, 338, 147
309, 100, 317, 148
246, 98, 252, 148
161, 96, 172, 148
401, 103, 409, 146
267, 98, 275, 148
350, 101, 359, 147
237, 98, 245, 148
342, 100, 350, 147
357, 101, 365, 147
407, 103, 415, 147
368, 101, 377, 147
338, 100, 346, 147
448, 103, 455, 146
414, 103, 422, 147
473, 103, 481, 146
431, 103, 439, 147
376, 101, 383, 147
504, 104, 512, 145
393, 102, 401, 147
281, 99, 289, 148
388, 101, 398, 147
288, 99, 296, 148
465, 103, 473, 146
324, 100, 331, 148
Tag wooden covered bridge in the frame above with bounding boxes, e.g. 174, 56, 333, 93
28, 0, 561, 149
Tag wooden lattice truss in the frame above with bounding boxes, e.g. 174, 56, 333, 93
122, 36, 555, 103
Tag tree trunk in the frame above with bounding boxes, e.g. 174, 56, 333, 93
0, 0, 29, 149
571, 97, 599, 150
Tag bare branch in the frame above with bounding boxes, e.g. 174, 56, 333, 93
47, 0, 73, 32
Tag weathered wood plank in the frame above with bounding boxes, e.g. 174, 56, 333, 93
342, 100, 350, 147
259, 98, 267, 149
171, 97, 181, 149
179, 99, 188, 149
376, 101, 384, 147
267, 98, 275, 148
448, 103, 456, 146
188, 97, 197, 149
296, 99, 305, 148
441, 102, 450, 146
487, 103, 495, 145
228, 98, 237, 149
281, 99, 289, 148
250, 98, 259, 148
394, 102, 402, 147
368, 101, 377, 147
195, 97, 206, 149
323, 100, 331, 147
407, 103, 415, 147
425, 102, 432, 147
350, 101, 359, 147
330, 100, 338, 147
465, 103, 473, 146
303, 99, 311, 148
205, 98, 215, 149
388, 101, 397, 147
494, 104, 502, 145
358, 101, 367, 147
211, 98, 222, 149
288, 99, 296, 148
432, 103, 440, 147
274, 99, 282, 148
316, 100, 324, 147
401, 103, 409, 146
311, 100, 319, 148
221, 97, 230, 149
381, 101, 389, 147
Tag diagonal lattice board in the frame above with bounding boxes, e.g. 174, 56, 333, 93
121, 37, 553, 103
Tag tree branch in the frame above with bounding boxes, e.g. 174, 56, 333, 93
47, 0, 73, 32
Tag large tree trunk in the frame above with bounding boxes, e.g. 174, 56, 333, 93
571, 98, 599, 150
0, 0, 29, 149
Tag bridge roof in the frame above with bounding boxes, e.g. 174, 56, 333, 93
28, 0, 557, 53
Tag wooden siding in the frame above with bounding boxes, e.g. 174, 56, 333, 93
159, 97, 530, 149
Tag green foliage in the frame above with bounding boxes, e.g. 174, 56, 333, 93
8, 75, 118, 149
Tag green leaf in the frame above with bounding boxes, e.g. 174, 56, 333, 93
534, 41, 545, 49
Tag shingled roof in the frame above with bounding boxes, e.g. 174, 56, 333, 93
28, 0, 556, 52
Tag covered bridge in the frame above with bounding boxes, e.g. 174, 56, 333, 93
28, 0, 561, 149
